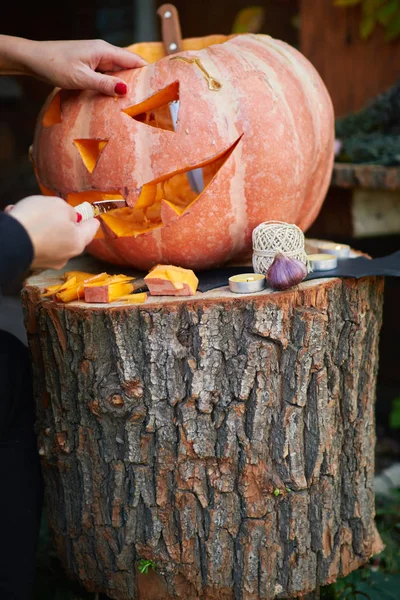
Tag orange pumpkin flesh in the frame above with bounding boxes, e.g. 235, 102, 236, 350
144, 264, 199, 296
42, 272, 135, 304
32, 33, 334, 271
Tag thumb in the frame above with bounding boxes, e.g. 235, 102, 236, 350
81, 69, 129, 97
77, 218, 100, 246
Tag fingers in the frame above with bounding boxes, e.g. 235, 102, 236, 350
80, 68, 130, 97
77, 218, 100, 247
4, 204, 15, 214
106, 46, 148, 69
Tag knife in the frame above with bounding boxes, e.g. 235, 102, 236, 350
74, 199, 127, 222
157, 4, 204, 195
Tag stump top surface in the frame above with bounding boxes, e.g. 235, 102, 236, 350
24, 246, 351, 311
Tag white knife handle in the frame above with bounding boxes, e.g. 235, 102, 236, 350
75, 202, 95, 223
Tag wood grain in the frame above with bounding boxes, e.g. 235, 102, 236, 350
22, 258, 384, 599
299, 1, 400, 116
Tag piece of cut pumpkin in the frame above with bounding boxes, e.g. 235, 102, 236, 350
84, 274, 135, 303
41, 271, 128, 303
62, 271, 98, 282
144, 265, 198, 296
112, 292, 147, 304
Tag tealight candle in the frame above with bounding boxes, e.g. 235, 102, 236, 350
229, 273, 266, 294
316, 241, 350, 258
307, 254, 338, 271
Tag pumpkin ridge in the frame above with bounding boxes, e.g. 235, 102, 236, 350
33, 32, 334, 270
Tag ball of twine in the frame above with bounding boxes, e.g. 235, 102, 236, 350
252, 221, 308, 275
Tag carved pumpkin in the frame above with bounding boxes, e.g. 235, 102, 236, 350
32, 33, 334, 270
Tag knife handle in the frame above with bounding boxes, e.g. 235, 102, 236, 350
75, 202, 95, 223
157, 4, 182, 55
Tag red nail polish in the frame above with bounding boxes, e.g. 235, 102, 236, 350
114, 82, 127, 96
76, 212, 82, 223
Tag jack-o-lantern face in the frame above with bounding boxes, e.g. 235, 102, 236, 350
32, 33, 334, 271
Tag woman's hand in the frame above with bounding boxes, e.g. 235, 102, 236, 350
0, 35, 147, 96
6, 196, 100, 270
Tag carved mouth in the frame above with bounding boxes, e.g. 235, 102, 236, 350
68, 137, 241, 238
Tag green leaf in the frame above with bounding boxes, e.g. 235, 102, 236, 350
232, 6, 265, 34
389, 397, 400, 428
356, 571, 400, 600
137, 558, 156, 575
377, 0, 400, 25
360, 15, 377, 37
362, 0, 379, 16
334, 0, 362, 6
384, 11, 400, 39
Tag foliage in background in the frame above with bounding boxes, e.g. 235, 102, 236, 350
334, 0, 400, 41
389, 397, 400, 429
322, 489, 400, 599
231, 6, 265, 34
335, 80, 400, 165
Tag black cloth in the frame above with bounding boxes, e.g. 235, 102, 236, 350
0, 330, 43, 600
196, 251, 400, 292
305, 250, 400, 280
0, 213, 33, 287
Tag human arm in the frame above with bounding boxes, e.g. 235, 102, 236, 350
0, 196, 100, 286
0, 212, 33, 287
0, 35, 147, 96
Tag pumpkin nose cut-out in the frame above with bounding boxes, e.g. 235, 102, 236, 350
74, 139, 109, 173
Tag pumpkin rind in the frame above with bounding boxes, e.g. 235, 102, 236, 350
32, 33, 334, 271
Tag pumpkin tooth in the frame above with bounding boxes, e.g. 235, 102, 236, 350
161, 199, 182, 225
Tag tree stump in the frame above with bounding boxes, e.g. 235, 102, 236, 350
22, 256, 384, 600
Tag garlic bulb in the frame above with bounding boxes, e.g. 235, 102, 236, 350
266, 253, 307, 290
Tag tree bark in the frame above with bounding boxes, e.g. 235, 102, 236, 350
22, 258, 384, 600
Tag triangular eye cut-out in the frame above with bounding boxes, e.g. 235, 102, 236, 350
122, 82, 179, 132
42, 91, 62, 127
74, 139, 108, 173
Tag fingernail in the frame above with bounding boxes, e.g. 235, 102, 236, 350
76, 213, 83, 223
114, 82, 128, 96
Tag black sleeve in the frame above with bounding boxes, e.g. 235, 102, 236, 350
0, 213, 34, 287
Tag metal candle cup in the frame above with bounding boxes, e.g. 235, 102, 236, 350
316, 241, 350, 258
307, 254, 338, 271
229, 273, 266, 294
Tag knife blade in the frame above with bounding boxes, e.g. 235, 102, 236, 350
74, 199, 127, 222
157, 4, 204, 195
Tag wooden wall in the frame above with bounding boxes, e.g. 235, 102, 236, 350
155, 0, 298, 45
299, 0, 400, 116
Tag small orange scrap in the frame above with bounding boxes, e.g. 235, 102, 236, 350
144, 265, 199, 296
41, 271, 146, 304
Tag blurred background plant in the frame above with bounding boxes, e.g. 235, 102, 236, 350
322, 488, 400, 600
334, 0, 400, 41
231, 5, 266, 33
